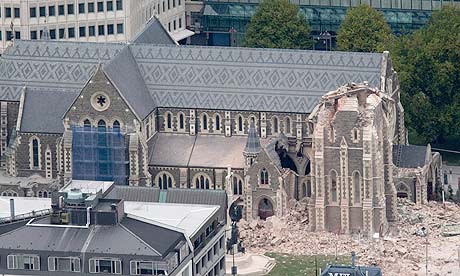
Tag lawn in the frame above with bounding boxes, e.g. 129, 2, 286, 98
265, 252, 351, 276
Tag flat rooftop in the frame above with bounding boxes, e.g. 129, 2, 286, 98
60, 180, 114, 195
0, 196, 51, 218
125, 202, 220, 238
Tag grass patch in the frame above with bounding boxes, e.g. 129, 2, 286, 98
265, 252, 351, 276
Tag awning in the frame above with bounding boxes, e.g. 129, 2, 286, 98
171, 29, 195, 41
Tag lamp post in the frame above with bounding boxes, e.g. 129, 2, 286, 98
229, 27, 237, 47
421, 226, 428, 276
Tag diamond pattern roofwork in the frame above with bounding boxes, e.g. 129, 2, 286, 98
0, 39, 384, 113
131, 44, 382, 113
0, 40, 124, 101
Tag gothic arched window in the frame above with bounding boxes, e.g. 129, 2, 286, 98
166, 113, 172, 129
330, 170, 337, 203
215, 114, 221, 131
353, 171, 361, 203
83, 119, 91, 131
157, 172, 174, 190
285, 117, 291, 134
238, 115, 243, 132
113, 120, 120, 132
179, 113, 185, 130
32, 138, 39, 168
272, 116, 279, 134
98, 119, 106, 130
195, 174, 211, 189
233, 176, 243, 195
202, 114, 208, 130
260, 168, 269, 185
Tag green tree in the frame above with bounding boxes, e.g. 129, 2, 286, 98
391, 6, 460, 144
337, 5, 393, 52
245, 0, 312, 49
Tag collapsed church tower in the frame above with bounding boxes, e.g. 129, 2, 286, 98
308, 84, 399, 235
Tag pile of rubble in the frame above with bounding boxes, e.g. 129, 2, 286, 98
238, 198, 460, 275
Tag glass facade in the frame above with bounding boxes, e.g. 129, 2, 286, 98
199, 0, 459, 46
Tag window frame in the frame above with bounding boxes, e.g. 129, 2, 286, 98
89, 257, 122, 274
48, 256, 81, 272
7, 254, 40, 270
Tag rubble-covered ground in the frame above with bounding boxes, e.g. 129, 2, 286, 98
239, 198, 460, 275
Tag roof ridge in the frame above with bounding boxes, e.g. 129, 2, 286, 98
119, 222, 161, 256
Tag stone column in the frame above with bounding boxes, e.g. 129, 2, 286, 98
0, 102, 7, 156
225, 111, 231, 137
362, 127, 374, 236
45, 145, 52, 179
63, 129, 73, 183
189, 110, 196, 135
128, 134, 139, 186
244, 175, 253, 220
215, 169, 223, 189
340, 138, 350, 234
260, 112, 267, 138
179, 168, 188, 188
314, 126, 325, 231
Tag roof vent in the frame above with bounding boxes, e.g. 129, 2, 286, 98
65, 188, 86, 206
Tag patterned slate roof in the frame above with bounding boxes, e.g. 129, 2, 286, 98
103, 46, 156, 119
0, 40, 384, 114
131, 44, 383, 113
20, 89, 77, 134
0, 40, 124, 101
393, 144, 428, 168
131, 16, 177, 45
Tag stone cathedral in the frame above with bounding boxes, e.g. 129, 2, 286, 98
0, 21, 442, 236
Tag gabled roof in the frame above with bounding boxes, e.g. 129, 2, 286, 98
0, 216, 185, 257
148, 133, 247, 168
120, 217, 184, 256
131, 16, 177, 45
19, 88, 77, 134
130, 44, 383, 113
0, 40, 385, 114
103, 46, 155, 119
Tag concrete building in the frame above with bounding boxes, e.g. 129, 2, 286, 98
0, 33, 442, 237
0, 0, 192, 53
0, 180, 227, 276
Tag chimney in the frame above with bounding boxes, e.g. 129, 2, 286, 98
10, 198, 15, 219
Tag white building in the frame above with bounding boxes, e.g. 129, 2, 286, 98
0, 0, 191, 52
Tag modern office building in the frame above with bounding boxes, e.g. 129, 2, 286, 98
0, 180, 227, 276
186, 0, 460, 46
0, 0, 191, 53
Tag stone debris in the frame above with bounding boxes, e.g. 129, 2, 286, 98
239, 198, 460, 275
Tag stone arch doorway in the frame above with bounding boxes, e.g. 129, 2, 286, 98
258, 197, 274, 220
396, 182, 412, 200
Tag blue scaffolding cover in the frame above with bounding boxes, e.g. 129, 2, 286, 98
72, 126, 128, 184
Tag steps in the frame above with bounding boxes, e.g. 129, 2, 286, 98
225, 253, 276, 276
